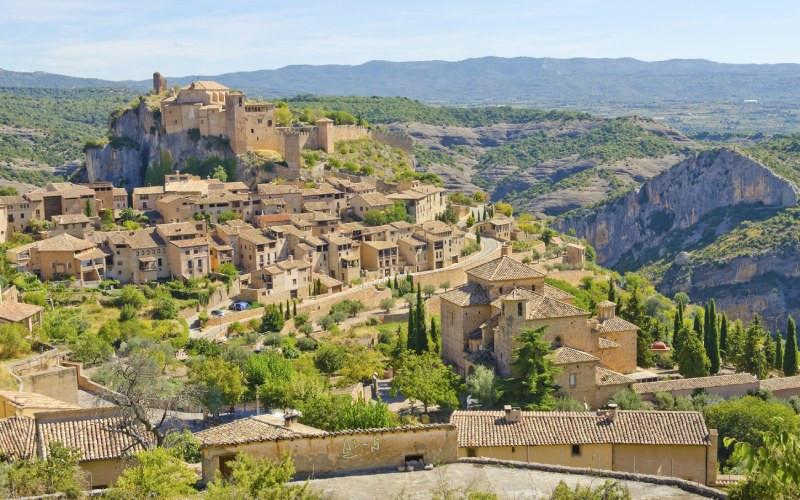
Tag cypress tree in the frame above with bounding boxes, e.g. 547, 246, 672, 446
706, 300, 720, 374
775, 330, 784, 370
476, 230, 481, 245
673, 302, 684, 349
279, 302, 283, 316
428, 317, 439, 353
407, 300, 417, 352
703, 302, 711, 349
693, 313, 703, 340
293, 301, 297, 316
784, 316, 798, 376
393, 275, 399, 289
607, 275, 615, 302
720, 314, 729, 359
414, 286, 427, 353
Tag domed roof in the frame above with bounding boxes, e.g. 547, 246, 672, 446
650, 341, 670, 351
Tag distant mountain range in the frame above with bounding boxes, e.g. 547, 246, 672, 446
3, 57, 800, 106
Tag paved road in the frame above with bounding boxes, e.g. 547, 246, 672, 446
300, 462, 706, 500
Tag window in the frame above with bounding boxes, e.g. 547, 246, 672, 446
569, 373, 576, 388
467, 448, 477, 458
517, 302, 523, 316
571, 444, 581, 456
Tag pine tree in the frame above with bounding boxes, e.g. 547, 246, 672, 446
720, 314, 729, 360
608, 275, 615, 302
428, 317, 439, 354
775, 330, 784, 370
784, 316, 798, 376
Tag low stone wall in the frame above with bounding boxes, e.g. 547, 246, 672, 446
458, 458, 727, 499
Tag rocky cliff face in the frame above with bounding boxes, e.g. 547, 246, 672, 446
556, 149, 799, 266
556, 148, 800, 324
85, 100, 234, 189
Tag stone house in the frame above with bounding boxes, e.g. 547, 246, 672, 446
0, 194, 43, 234
0, 299, 44, 333
350, 192, 393, 217
549, 347, 633, 410
323, 234, 361, 283
50, 213, 92, 239
476, 215, 513, 241
85, 182, 127, 213
131, 185, 165, 211
41, 183, 98, 220
360, 240, 399, 278
7, 233, 106, 283
195, 414, 458, 483
90, 228, 170, 284
237, 229, 279, 273
155, 221, 209, 280
387, 184, 446, 223
451, 407, 718, 485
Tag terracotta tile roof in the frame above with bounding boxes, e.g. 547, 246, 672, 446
543, 284, 574, 301
631, 373, 758, 394
257, 183, 300, 195
597, 300, 616, 307
112, 187, 127, 196
760, 375, 800, 391
549, 347, 599, 365
450, 410, 711, 448
195, 414, 319, 446
594, 316, 639, 333
0, 300, 44, 322
525, 293, 588, 320
302, 201, 330, 212
595, 367, 635, 386
440, 282, 492, 307
598, 337, 621, 349
157, 221, 205, 237
0, 195, 27, 206
182, 80, 229, 90
132, 186, 165, 195
323, 234, 354, 246
467, 256, 545, 281
100, 228, 165, 249
168, 237, 209, 248
352, 192, 392, 207
0, 390, 79, 410
239, 230, 271, 245
0, 417, 35, 460
51, 214, 90, 225
363, 240, 397, 250
35, 233, 95, 252
36, 408, 147, 462
75, 247, 108, 261
196, 415, 451, 448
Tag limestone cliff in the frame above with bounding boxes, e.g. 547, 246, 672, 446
555, 148, 800, 324
555, 149, 799, 266
84, 99, 235, 189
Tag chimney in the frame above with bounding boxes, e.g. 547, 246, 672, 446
501, 242, 512, 257
503, 404, 521, 423
607, 403, 618, 423
284, 412, 298, 428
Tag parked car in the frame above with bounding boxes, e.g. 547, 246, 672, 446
211, 309, 225, 317
230, 301, 250, 311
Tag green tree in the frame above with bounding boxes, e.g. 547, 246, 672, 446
244, 352, 292, 400
466, 365, 499, 408
217, 210, 237, 223
118, 285, 147, 309
775, 330, 784, 370
69, 332, 113, 366
212, 164, 228, 182
693, 312, 703, 340
738, 316, 769, 379
152, 296, 178, 320
189, 357, 245, 418
413, 287, 427, 353
101, 208, 115, 227
465, 213, 475, 227
204, 453, 318, 500
510, 326, 559, 410
608, 274, 616, 302
547, 480, 631, 500
423, 284, 436, 298
726, 418, 800, 500
720, 313, 729, 359
260, 304, 284, 333
109, 447, 196, 499
541, 228, 554, 247
216, 262, 239, 284
705, 396, 799, 466
475, 229, 481, 245
439, 280, 451, 292
164, 429, 202, 464
785, 316, 798, 376
379, 297, 395, 313
0, 443, 85, 498
299, 393, 395, 431
672, 301, 685, 353
314, 343, 348, 375
85, 198, 94, 217
391, 351, 460, 413
428, 316, 440, 354
677, 328, 710, 378
0, 323, 31, 359
119, 206, 137, 223
705, 300, 720, 373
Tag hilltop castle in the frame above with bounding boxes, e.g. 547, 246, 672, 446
155, 74, 412, 169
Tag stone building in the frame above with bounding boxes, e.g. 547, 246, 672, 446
387, 183, 446, 223
7, 233, 106, 283
440, 256, 641, 408
451, 406, 718, 485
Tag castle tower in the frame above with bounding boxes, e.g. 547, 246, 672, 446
152, 72, 167, 93
315, 118, 334, 153
225, 92, 247, 154
283, 132, 302, 171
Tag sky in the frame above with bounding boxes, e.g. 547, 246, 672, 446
2, 0, 799, 80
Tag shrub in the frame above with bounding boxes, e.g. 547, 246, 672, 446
152, 297, 178, 320
0, 324, 31, 359
315, 343, 348, 374
295, 337, 317, 352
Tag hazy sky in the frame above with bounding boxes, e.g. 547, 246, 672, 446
2, 0, 799, 80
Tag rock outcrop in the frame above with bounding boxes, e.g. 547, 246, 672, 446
85, 99, 235, 189
555, 149, 799, 266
